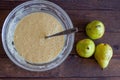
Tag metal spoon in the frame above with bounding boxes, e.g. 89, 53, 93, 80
45, 27, 78, 39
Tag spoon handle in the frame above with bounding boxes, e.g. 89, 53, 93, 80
45, 27, 78, 38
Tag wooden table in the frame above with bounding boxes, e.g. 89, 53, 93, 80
0, 0, 120, 80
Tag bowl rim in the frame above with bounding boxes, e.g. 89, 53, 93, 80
2, 0, 74, 71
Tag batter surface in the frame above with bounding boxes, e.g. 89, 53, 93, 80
14, 12, 64, 64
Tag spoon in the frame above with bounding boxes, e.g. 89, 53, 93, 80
45, 27, 78, 39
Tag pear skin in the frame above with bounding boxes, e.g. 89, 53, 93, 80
94, 43, 113, 69
76, 39, 95, 58
86, 20, 105, 40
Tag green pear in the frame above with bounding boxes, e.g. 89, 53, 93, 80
76, 39, 95, 58
86, 20, 105, 39
94, 43, 113, 69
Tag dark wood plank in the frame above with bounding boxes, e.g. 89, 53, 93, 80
0, 77, 120, 80
0, 56, 119, 77
66, 10, 120, 32
59, 55, 120, 77
1, 10, 120, 33
72, 32, 120, 55
0, 0, 120, 10
1, 10, 120, 32
0, 10, 11, 39
0, 10, 11, 58
0, 1, 25, 10
0, 0, 120, 79
0, 58, 60, 77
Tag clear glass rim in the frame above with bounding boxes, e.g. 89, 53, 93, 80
2, 0, 74, 71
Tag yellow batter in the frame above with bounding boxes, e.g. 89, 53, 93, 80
14, 12, 64, 64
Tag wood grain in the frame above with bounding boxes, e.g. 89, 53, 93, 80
0, 56, 120, 77
0, 0, 120, 80
0, 77, 120, 80
0, 0, 120, 10
1, 10, 120, 32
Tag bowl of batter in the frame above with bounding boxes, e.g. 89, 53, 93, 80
2, 0, 74, 71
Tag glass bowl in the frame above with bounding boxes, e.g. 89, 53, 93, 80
2, 0, 74, 71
